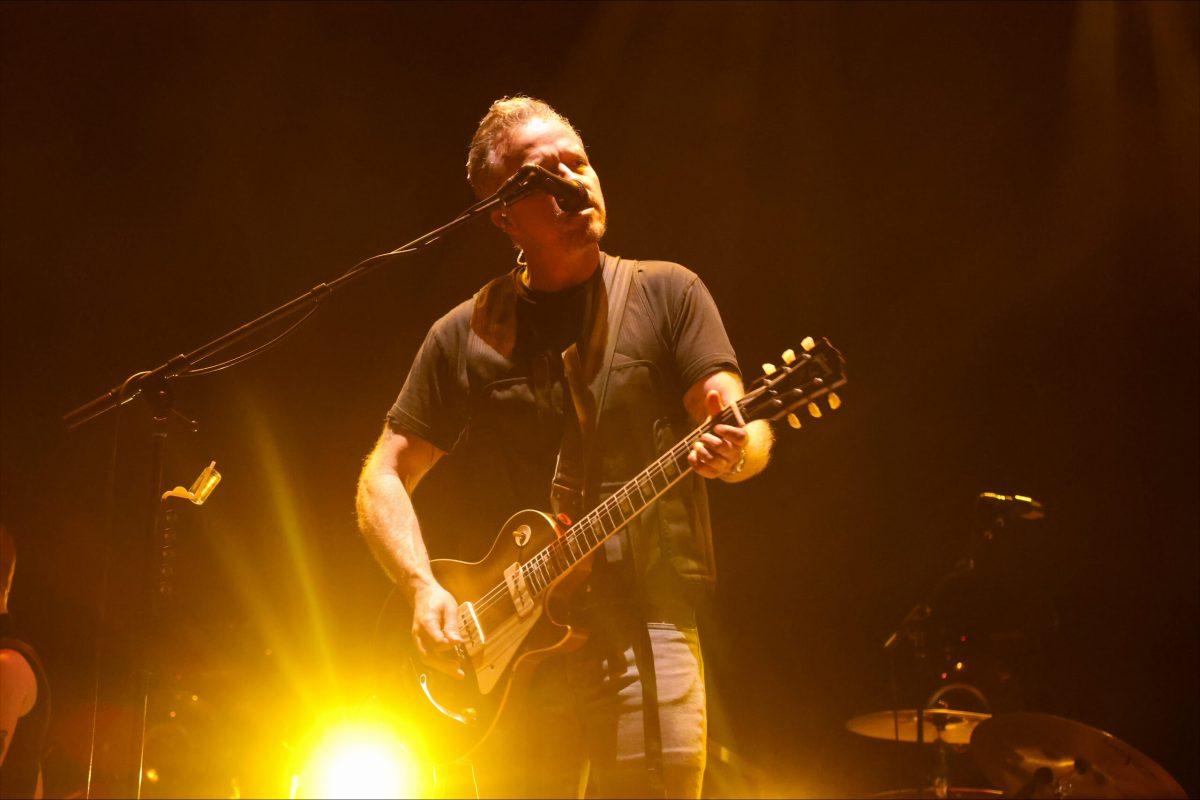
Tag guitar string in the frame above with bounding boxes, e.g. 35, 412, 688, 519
507, 359, 836, 605
456, 354, 834, 647
463, 434, 698, 623
457, 357, 830, 630
465, 440, 697, 624
462, 399, 741, 622
459, 408, 719, 623
457, 363, 817, 627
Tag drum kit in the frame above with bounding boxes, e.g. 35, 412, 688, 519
845, 708, 1186, 798
842, 493, 1188, 799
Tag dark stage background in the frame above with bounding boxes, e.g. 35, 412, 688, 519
2, 2, 1197, 797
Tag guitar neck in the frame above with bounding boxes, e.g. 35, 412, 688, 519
519, 409, 735, 596
516, 337, 846, 599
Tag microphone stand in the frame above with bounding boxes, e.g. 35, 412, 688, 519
64, 173, 544, 799
880, 509, 1009, 793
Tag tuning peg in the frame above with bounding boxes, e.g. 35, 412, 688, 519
807, 402, 822, 419
828, 392, 842, 410
762, 362, 777, 375
786, 413, 802, 429
781, 348, 796, 365
801, 336, 816, 352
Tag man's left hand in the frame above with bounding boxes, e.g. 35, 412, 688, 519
688, 390, 749, 479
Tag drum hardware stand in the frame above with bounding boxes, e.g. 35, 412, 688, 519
62, 166, 551, 798
880, 496, 1040, 795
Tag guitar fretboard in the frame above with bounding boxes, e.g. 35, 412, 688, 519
516, 408, 734, 597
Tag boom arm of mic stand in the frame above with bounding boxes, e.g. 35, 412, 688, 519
881, 509, 1013, 651
882, 556, 975, 650
61, 186, 527, 430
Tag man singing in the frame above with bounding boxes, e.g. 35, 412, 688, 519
357, 96, 772, 798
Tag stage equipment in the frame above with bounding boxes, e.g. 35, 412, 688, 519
505, 163, 589, 212
875, 491, 1045, 795
60, 163, 581, 799
970, 712, 1187, 799
870, 788, 1002, 798
382, 340, 847, 764
847, 709, 991, 747
882, 491, 1044, 652
160, 461, 221, 505
975, 492, 1044, 521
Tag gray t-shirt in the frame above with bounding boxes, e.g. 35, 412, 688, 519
388, 254, 739, 614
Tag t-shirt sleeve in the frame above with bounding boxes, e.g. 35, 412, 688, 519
386, 317, 468, 453
670, 272, 741, 391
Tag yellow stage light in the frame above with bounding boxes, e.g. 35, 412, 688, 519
295, 720, 421, 799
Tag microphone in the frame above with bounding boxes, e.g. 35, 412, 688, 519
499, 164, 590, 213
977, 491, 1045, 520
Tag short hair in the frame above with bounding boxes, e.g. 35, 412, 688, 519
0, 524, 14, 595
466, 95, 581, 199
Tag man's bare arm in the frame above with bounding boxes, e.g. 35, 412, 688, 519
355, 425, 442, 599
356, 426, 462, 660
0, 649, 36, 766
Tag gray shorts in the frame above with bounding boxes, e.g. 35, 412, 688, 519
474, 605, 707, 799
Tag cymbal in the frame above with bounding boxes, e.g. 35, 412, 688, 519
846, 708, 991, 746
970, 712, 1186, 799
871, 788, 1002, 799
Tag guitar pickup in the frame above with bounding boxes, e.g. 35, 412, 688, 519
503, 562, 535, 618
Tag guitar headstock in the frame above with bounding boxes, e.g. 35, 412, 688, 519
731, 337, 847, 429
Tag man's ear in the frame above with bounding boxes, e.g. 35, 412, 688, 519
490, 207, 509, 232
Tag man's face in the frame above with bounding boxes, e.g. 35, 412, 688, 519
489, 116, 607, 253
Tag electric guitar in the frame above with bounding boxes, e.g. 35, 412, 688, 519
381, 336, 847, 765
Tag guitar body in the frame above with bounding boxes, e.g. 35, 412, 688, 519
383, 509, 591, 765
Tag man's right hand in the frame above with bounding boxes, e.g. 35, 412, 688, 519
411, 582, 465, 677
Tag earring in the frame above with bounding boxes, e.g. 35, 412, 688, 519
516, 248, 528, 268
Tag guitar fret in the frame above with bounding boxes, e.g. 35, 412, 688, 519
617, 492, 635, 517
511, 437, 703, 609
602, 504, 618, 532
528, 425, 710, 604
637, 475, 654, 501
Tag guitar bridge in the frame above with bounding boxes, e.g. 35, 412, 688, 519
459, 601, 485, 649
503, 562, 535, 617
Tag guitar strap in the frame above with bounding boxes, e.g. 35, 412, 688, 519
551, 253, 634, 529
467, 255, 665, 796
556, 256, 667, 799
